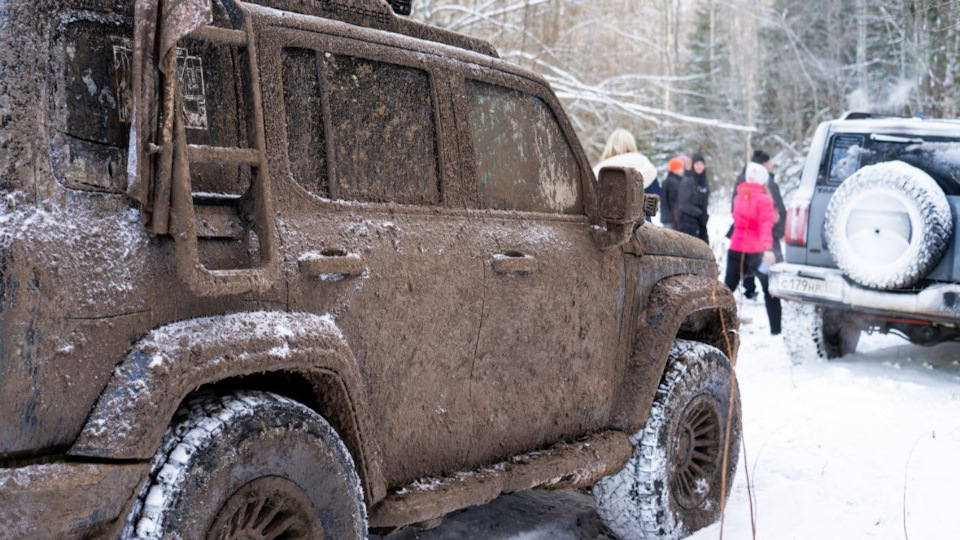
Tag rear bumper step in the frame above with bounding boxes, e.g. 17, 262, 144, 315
0, 461, 149, 538
769, 263, 960, 325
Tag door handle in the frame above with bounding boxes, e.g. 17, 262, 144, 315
491, 252, 538, 275
299, 250, 366, 280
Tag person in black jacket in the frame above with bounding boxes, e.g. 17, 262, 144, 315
677, 154, 710, 243
660, 157, 686, 229
732, 150, 786, 298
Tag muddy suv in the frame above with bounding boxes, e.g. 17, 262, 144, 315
0, 1, 741, 538
771, 113, 960, 359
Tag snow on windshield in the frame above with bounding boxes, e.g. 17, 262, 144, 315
827, 137, 960, 195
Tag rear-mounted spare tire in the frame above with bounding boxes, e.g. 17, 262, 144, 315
825, 161, 953, 290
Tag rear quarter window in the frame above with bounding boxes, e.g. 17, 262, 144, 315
52, 15, 247, 195
51, 17, 132, 193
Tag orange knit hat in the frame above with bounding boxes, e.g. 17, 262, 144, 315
668, 157, 685, 174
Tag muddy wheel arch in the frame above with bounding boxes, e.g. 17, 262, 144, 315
67, 311, 387, 503
610, 274, 739, 433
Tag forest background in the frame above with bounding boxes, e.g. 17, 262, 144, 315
413, 0, 960, 194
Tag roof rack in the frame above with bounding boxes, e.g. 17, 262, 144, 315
387, 0, 411, 15
840, 112, 906, 121
248, 0, 498, 58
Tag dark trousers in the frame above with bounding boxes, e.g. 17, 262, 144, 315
744, 240, 782, 296
725, 249, 782, 335
678, 217, 709, 244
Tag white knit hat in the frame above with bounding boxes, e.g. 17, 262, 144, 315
745, 162, 770, 185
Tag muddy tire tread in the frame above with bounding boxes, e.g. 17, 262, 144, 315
120, 390, 363, 539
593, 340, 739, 540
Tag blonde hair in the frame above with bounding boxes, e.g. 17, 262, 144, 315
601, 129, 638, 161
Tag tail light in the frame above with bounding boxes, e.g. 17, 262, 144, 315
785, 200, 810, 247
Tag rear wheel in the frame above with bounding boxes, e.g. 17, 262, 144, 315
593, 340, 740, 540
783, 302, 860, 362
820, 309, 861, 359
122, 391, 366, 539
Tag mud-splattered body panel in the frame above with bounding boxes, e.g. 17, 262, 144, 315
0, 3, 734, 536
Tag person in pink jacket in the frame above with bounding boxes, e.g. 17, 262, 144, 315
724, 162, 782, 335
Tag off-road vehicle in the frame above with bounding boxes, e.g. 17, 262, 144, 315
771, 113, 960, 359
0, 1, 741, 538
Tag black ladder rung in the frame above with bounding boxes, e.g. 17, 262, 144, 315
187, 145, 262, 165
187, 25, 248, 46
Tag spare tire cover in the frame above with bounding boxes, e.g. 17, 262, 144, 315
825, 161, 953, 290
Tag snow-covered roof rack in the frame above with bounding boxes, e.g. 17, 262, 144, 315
841, 112, 905, 121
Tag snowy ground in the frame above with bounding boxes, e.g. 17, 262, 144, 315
384, 300, 960, 540
382, 210, 960, 540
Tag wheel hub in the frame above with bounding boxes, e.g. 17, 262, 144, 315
670, 394, 723, 510
207, 477, 321, 540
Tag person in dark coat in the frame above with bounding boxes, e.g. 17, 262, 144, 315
660, 157, 686, 230
732, 150, 785, 298
677, 154, 710, 243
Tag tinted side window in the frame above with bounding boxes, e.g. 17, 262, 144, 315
324, 53, 440, 205
825, 134, 866, 186
465, 80, 583, 215
282, 48, 329, 198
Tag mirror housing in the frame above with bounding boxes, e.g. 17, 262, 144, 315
598, 166, 645, 224
594, 166, 654, 250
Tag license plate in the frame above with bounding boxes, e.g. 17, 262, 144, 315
775, 275, 844, 301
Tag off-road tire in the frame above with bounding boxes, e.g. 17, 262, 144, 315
593, 340, 740, 540
825, 161, 952, 290
783, 302, 860, 362
820, 309, 861, 359
121, 391, 367, 539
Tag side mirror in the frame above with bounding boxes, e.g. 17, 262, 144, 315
594, 166, 656, 250
598, 166, 644, 224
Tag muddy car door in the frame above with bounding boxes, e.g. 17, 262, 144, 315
258, 25, 485, 485
454, 71, 626, 465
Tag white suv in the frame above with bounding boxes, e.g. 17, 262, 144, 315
770, 113, 960, 358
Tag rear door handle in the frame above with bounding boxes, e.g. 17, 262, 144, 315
491, 252, 538, 275
299, 250, 366, 280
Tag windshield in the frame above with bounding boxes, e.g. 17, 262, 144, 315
823, 133, 960, 195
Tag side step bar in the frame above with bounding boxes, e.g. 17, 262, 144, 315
369, 431, 633, 530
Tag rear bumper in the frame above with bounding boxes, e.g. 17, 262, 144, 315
0, 461, 149, 539
769, 263, 960, 325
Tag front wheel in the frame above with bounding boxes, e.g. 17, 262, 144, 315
593, 340, 741, 540
122, 391, 367, 539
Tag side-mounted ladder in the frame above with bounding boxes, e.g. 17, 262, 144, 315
139, 1, 279, 297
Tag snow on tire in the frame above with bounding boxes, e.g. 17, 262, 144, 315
825, 161, 952, 290
593, 340, 740, 540
121, 390, 367, 539
782, 301, 826, 364
783, 302, 860, 363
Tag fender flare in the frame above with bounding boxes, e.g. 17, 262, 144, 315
610, 274, 739, 433
68, 311, 386, 502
